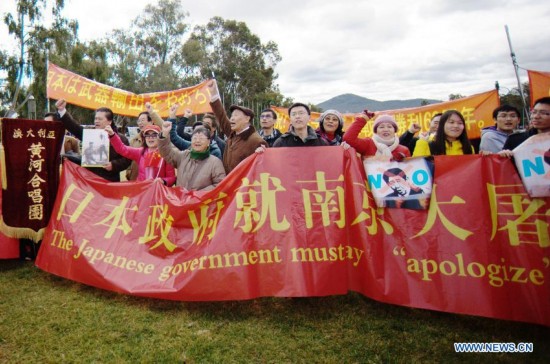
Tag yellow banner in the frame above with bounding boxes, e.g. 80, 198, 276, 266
47, 63, 213, 117
273, 90, 499, 139
528, 69, 550, 107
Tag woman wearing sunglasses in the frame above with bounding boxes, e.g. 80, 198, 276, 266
105, 124, 176, 186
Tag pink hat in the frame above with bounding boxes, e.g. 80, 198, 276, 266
373, 115, 398, 132
141, 125, 161, 135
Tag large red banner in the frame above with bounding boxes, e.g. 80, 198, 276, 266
36, 150, 549, 326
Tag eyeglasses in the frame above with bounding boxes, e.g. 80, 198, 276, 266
290, 111, 307, 117
260, 114, 273, 119
144, 134, 159, 139
530, 109, 550, 117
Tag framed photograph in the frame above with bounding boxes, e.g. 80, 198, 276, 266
127, 126, 139, 140
81, 129, 110, 167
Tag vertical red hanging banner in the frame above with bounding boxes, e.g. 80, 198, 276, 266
1, 118, 64, 241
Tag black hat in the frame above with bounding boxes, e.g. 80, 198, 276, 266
229, 105, 255, 120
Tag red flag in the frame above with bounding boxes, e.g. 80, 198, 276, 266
1, 118, 64, 241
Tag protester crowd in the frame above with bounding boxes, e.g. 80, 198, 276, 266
48, 79, 550, 184
8, 77, 550, 259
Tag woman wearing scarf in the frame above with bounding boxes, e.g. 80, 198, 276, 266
316, 109, 344, 146
158, 122, 226, 191
105, 124, 176, 186
343, 112, 410, 161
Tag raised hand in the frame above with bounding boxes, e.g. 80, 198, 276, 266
362, 109, 375, 119
161, 121, 172, 137
207, 79, 219, 98
169, 103, 180, 119
55, 99, 67, 112
408, 123, 421, 134
145, 102, 153, 113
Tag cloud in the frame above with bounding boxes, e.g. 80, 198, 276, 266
428, 0, 503, 14
1, 0, 549, 104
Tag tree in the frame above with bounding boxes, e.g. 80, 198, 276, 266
182, 16, 284, 117
0, 49, 19, 115
1, 0, 111, 121
499, 81, 530, 124
1, 0, 290, 124
448, 93, 465, 101
105, 0, 190, 93
2, 0, 69, 115
24, 15, 82, 117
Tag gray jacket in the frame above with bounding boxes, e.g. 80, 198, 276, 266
479, 126, 511, 153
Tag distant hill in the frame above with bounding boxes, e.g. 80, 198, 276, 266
316, 93, 442, 113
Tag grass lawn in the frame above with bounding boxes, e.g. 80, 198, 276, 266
1, 259, 548, 363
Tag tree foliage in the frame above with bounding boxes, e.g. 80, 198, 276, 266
499, 81, 530, 124
2, 0, 71, 115
1, 0, 289, 122
1, 0, 111, 121
105, 0, 189, 93
448, 93, 465, 101
182, 16, 284, 112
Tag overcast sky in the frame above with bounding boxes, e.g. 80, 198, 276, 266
1, 0, 549, 105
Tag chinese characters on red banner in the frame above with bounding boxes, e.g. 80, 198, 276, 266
1, 119, 64, 241
35, 150, 550, 327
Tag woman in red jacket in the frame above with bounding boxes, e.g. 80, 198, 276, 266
343, 111, 410, 161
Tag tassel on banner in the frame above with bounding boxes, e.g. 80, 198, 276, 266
0, 216, 44, 242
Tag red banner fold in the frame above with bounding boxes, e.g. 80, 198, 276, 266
36, 150, 550, 326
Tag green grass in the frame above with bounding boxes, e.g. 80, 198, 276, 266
1, 260, 548, 363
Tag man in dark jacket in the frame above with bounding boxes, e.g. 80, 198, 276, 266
272, 103, 328, 148
501, 97, 550, 153
207, 80, 267, 173
258, 108, 282, 147
55, 99, 132, 182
